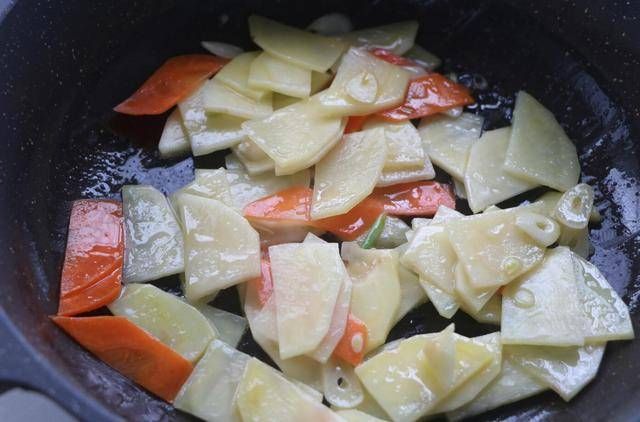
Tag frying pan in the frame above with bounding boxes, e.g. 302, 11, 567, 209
0, 0, 638, 420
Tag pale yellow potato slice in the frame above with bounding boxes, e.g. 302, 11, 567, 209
122, 185, 184, 283
323, 358, 365, 409
418, 113, 483, 180
235, 358, 342, 422
454, 263, 499, 313
215, 51, 269, 100
174, 339, 249, 421
244, 280, 279, 343
273, 93, 301, 110
178, 83, 247, 156
249, 52, 312, 98
553, 183, 594, 229
158, 108, 189, 158
309, 276, 352, 363
505, 343, 605, 401
559, 225, 592, 258
316, 48, 411, 116
502, 247, 586, 346
312, 128, 387, 219
431, 204, 463, 224
177, 194, 260, 301
201, 41, 243, 59
312, 71, 334, 92
171, 168, 235, 211
420, 279, 460, 319
363, 119, 425, 171
203, 78, 272, 119
335, 409, 386, 422
504, 91, 580, 191
446, 205, 545, 288
231, 138, 275, 175
573, 253, 634, 341
466, 294, 502, 325
193, 305, 247, 347
453, 178, 467, 199
377, 158, 436, 187
108, 284, 215, 362
464, 127, 538, 213
269, 242, 346, 359
249, 15, 346, 72
342, 21, 418, 55
393, 263, 429, 324
242, 100, 347, 175
405, 44, 441, 70
446, 357, 547, 421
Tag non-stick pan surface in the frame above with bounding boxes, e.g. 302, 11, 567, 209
0, 0, 638, 420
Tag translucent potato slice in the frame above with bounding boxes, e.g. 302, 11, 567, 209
464, 127, 538, 213
269, 242, 346, 359
242, 100, 347, 175
235, 358, 342, 422
273, 93, 301, 110
312, 128, 387, 219
558, 225, 592, 258
504, 91, 580, 191
203, 78, 272, 120
393, 263, 429, 324
249, 52, 312, 98
377, 158, 436, 187
454, 262, 499, 314
231, 138, 275, 175
201, 41, 244, 59
342, 21, 418, 55
194, 305, 247, 347
405, 44, 442, 70
178, 83, 247, 156
158, 109, 190, 158
309, 276, 352, 363
467, 294, 502, 325
335, 409, 386, 422
178, 194, 261, 301
316, 48, 411, 116
122, 185, 184, 283
245, 282, 279, 343
446, 205, 545, 288
418, 113, 484, 180
431, 204, 464, 224
506, 343, 606, 401
363, 119, 425, 171
171, 168, 235, 211
323, 358, 365, 408
308, 13, 353, 36
553, 183, 594, 229
108, 284, 215, 362
215, 51, 269, 100
453, 178, 467, 199
502, 247, 586, 346
446, 357, 547, 421
573, 254, 634, 341
249, 15, 347, 72
174, 339, 249, 421
421, 279, 459, 319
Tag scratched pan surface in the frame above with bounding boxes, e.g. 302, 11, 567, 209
0, 0, 638, 420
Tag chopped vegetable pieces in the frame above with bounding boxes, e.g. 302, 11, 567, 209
342, 21, 418, 55
372, 180, 455, 216
333, 313, 368, 366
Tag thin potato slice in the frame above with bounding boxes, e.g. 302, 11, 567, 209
446, 205, 545, 289
194, 305, 247, 347
249, 52, 312, 98
421, 279, 459, 319
363, 119, 425, 171
465, 294, 502, 325
316, 48, 411, 116
502, 247, 586, 346
418, 113, 483, 180
342, 21, 418, 55
312, 128, 387, 219
270, 243, 346, 359
393, 262, 429, 324
174, 339, 249, 421
242, 100, 347, 175
158, 109, 189, 158
454, 263, 499, 314
215, 51, 269, 100
377, 158, 436, 187
309, 277, 352, 363
558, 225, 592, 258
249, 15, 347, 72
405, 44, 441, 70
236, 358, 342, 422
335, 409, 386, 422
178, 83, 247, 156
506, 343, 605, 401
108, 284, 215, 362
464, 127, 538, 213
231, 138, 275, 175
178, 194, 261, 302
273, 93, 301, 110
171, 168, 235, 211
504, 91, 580, 191
203, 79, 272, 120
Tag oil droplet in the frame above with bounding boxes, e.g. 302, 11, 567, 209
514, 288, 535, 308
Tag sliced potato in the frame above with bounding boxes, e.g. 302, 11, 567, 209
431, 205, 463, 225
394, 263, 429, 324
421, 279, 459, 319
363, 119, 425, 171
242, 100, 347, 175
342, 21, 418, 55
108, 284, 215, 362
215, 51, 269, 100
412, 217, 431, 230
553, 183, 594, 229
171, 168, 235, 211
405, 44, 441, 70
244, 279, 279, 343
466, 294, 502, 325
121, 185, 184, 283
249, 52, 312, 98
558, 225, 592, 258
464, 127, 538, 213
504, 91, 580, 191
309, 277, 352, 363
454, 263, 498, 313
335, 409, 385, 422
269, 242, 347, 359
203, 78, 272, 120
273, 93, 301, 110
453, 178, 467, 199
446, 205, 545, 289
502, 247, 586, 346
506, 343, 605, 401
194, 305, 247, 347
311, 71, 334, 93
178, 83, 247, 156
249, 15, 346, 72
418, 113, 483, 180
174, 339, 249, 421
377, 158, 436, 187
201, 41, 243, 59
158, 109, 190, 158
178, 194, 261, 301
236, 358, 342, 422
316, 48, 411, 116
312, 128, 387, 219
323, 358, 365, 409
231, 138, 275, 175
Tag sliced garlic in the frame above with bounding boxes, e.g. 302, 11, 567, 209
515, 211, 561, 246
553, 183, 594, 229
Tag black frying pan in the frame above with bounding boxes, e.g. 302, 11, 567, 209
0, 0, 638, 420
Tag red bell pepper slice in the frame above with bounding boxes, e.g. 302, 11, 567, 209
370, 48, 420, 67
114, 54, 228, 115
372, 181, 456, 216
332, 314, 368, 366
58, 200, 124, 316
52, 316, 193, 402
344, 116, 370, 134
377, 73, 474, 121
